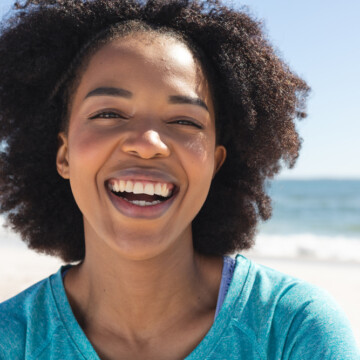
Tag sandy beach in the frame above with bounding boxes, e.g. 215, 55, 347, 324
0, 242, 359, 346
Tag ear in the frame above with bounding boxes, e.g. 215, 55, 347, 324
56, 132, 70, 179
213, 145, 226, 177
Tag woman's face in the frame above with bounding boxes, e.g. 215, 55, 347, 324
56, 33, 226, 260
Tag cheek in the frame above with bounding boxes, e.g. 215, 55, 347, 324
67, 127, 114, 168
65, 127, 118, 205
180, 133, 216, 194
182, 132, 215, 167
65, 128, 116, 216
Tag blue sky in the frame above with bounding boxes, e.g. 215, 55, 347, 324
228, 0, 360, 179
1, 0, 359, 179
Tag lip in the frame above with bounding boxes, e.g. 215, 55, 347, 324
104, 167, 180, 219
106, 186, 179, 219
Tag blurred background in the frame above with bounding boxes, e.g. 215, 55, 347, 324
0, 0, 359, 343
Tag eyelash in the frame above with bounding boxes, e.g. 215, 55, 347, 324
170, 119, 203, 129
89, 111, 126, 120
89, 112, 203, 129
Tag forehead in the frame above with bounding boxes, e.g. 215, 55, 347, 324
74, 33, 212, 104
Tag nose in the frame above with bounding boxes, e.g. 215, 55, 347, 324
121, 129, 170, 159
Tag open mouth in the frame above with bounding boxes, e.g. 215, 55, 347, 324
107, 179, 176, 207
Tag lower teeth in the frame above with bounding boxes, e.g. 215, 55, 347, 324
127, 199, 162, 206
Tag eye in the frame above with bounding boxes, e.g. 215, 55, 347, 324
89, 111, 128, 120
170, 119, 203, 129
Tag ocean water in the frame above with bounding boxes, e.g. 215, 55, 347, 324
260, 180, 360, 237
250, 180, 360, 262
1, 180, 360, 262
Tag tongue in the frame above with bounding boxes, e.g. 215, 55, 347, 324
117, 192, 164, 202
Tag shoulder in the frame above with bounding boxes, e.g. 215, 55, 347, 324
231, 255, 347, 311
0, 270, 63, 359
228, 255, 360, 359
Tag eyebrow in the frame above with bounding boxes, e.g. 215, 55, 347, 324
84, 87, 209, 112
84, 87, 132, 99
168, 95, 209, 112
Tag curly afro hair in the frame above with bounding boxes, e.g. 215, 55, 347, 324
0, 0, 309, 262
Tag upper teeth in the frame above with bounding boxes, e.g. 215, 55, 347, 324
109, 180, 172, 197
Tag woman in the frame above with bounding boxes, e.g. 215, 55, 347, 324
0, 0, 358, 359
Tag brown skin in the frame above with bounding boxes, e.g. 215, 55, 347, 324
56, 33, 226, 360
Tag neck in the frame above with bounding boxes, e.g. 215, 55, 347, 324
64, 230, 222, 341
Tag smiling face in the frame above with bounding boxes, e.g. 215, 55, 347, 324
56, 33, 226, 260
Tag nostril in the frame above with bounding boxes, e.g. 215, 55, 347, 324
127, 150, 139, 156
124, 149, 167, 159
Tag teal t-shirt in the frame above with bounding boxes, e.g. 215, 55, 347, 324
0, 255, 359, 359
